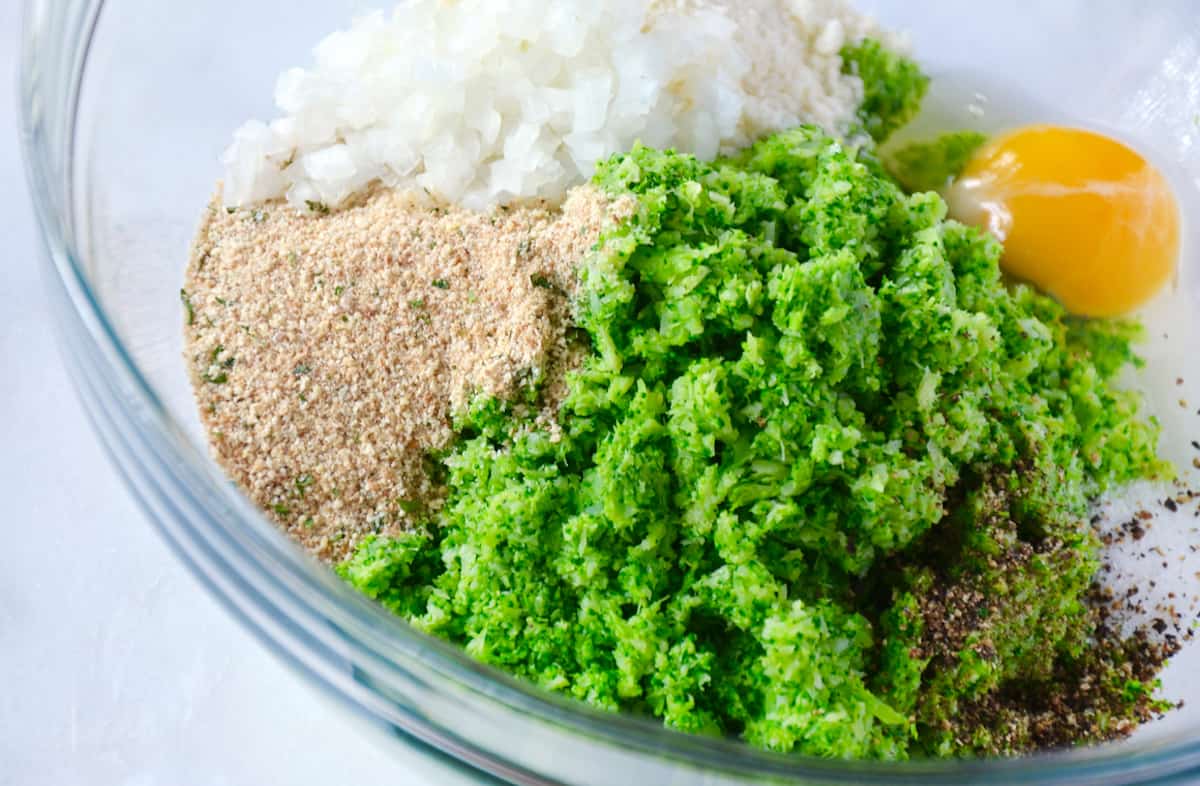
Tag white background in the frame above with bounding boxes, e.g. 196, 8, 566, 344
0, 7, 434, 784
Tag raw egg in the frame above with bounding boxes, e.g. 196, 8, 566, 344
945, 125, 1179, 317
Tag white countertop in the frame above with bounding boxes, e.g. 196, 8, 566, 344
6, 3, 1200, 784
0, 8, 433, 784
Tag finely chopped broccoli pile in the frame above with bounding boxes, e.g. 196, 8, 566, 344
339, 46, 1172, 758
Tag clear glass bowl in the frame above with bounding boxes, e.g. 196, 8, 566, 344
19, 0, 1200, 782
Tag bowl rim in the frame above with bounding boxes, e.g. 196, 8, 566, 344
18, 0, 1200, 782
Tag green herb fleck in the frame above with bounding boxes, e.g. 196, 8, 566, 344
203, 345, 235, 384
295, 474, 314, 498
180, 289, 195, 326
396, 498, 424, 515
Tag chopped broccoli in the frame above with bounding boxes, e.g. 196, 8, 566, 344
340, 123, 1168, 759
842, 38, 929, 143
886, 131, 989, 192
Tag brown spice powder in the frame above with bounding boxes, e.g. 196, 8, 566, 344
184, 185, 632, 560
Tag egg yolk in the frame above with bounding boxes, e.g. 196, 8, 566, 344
945, 125, 1179, 317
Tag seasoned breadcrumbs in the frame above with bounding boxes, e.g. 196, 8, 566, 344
184, 185, 632, 560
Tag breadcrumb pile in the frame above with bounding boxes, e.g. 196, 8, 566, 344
184, 186, 631, 560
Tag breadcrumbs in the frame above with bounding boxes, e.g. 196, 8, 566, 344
184, 185, 632, 560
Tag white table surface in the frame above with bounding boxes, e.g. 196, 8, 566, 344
5, 3, 1200, 784
0, 8, 435, 784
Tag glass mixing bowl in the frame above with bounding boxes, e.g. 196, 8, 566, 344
19, 0, 1200, 782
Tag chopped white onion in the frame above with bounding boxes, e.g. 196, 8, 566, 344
221, 0, 897, 212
